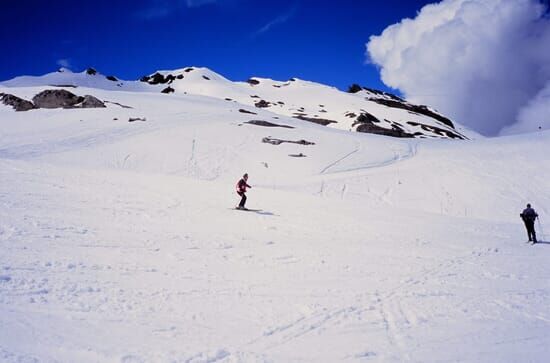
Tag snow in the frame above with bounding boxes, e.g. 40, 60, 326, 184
1, 77, 549, 362
1, 67, 476, 140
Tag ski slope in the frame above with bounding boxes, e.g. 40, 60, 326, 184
1, 81, 549, 362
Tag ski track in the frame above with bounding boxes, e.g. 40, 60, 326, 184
1, 92, 549, 361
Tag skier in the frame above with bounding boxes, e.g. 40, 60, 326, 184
236, 173, 252, 210
520, 203, 538, 243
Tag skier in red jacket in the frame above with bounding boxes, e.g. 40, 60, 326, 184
236, 173, 252, 210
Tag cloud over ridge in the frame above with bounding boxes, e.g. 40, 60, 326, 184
367, 0, 550, 136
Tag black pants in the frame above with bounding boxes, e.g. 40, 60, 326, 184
237, 191, 247, 208
524, 220, 537, 242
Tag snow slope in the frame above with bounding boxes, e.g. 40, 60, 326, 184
1, 67, 475, 140
0, 80, 549, 362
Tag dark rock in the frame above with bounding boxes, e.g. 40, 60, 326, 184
0, 93, 35, 111
262, 137, 315, 146
347, 84, 363, 93
86, 67, 97, 75
345, 112, 357, 118
32, 90, 106, 109
245, 120, 294, 128
406, 121, 466, 139
352, 112, 382, 127
150, 73, 167, 85
128, 117, 146, 122
239, 109, 257, 115
32, 89, 83, 109
356, 122, 414, 138
79, 95, 105, 108
254, 100, 271, 108
353, 112, 413, 138
293, 115, 338, 126
363, 87, 403, 101
161, 86, 175, 94
176, 74, 184, 79
246, 78, 260, 85
225, 98, 233, 101
250, 95, 260, 99
370, 98, 455, 129
348, 83, 404, 101
106, 75, 118, 82
184, 67, 194, 72
202, 75, 210, 80
141, 72, 171, 85
289, 153, 306, 157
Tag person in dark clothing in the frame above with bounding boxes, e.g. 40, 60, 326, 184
520, 203, 539, 243
236, 173, 252, 210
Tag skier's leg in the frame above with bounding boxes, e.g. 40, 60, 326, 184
238, 192, 246, 208
524, 221, 531, 242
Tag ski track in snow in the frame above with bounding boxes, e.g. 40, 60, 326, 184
1, 85, 549, 362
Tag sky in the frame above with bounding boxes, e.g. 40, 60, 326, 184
0, 0, 435, 92
367, 0, 550, 135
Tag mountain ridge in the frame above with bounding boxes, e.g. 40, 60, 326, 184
0, 66, 475, 140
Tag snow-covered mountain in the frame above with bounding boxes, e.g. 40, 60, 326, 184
1, 67, 549, 362
1, 67, 474, 139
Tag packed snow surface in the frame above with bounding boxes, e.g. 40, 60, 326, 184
0, 81, 549, 362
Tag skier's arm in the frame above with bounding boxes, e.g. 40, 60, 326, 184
246, 183, 251, 188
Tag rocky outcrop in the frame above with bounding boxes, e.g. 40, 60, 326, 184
245, 120, 294, 128
406, 121, 466, 139
239, 109, 257, 115
370, 98, 454, 129
32, 90, 105, 109
0, 93, 35, 111
79, 95, 106, 108
33, 90, 81, 108
354, 113, 414, 138
254, 100, 271, 108
262, 137, 315, 146
293, 115, 337, 126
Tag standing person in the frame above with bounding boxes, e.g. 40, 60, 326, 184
520, 203, 539, 244
236, 173, 252, 210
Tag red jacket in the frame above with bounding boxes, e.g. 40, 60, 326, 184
236, 178, 251, 193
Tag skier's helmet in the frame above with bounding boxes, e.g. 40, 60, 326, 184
527, 203, 531, 208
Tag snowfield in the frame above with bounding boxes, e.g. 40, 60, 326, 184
1, 77, 549, 362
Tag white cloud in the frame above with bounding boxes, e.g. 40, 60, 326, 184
366, 0, 550, 136
56, 58, 72, 69
501, 80, 550, 135
254, 6, 297, 37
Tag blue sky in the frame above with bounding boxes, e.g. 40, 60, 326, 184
0, 0, 434, 92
